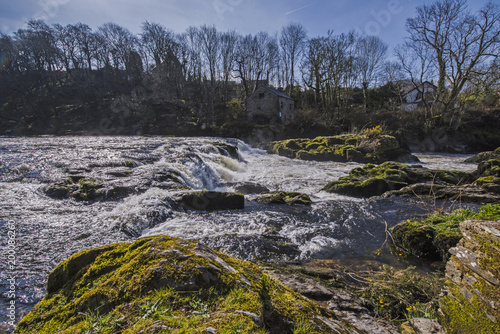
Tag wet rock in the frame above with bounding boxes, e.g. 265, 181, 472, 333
43, 183, 72, 199
17, 236, 362, 333
440, 220, 500, 333
267, 134, 417, 164
210, 142, 239, 160
43, 177, 105, 201
232, 182, 269, 194
254, 191, 312, 205
176, 191, 244, 211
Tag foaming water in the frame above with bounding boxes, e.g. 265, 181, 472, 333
412, 153, 475, 172
0, 136, 477, 327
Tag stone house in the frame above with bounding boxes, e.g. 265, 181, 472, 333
400, 81, 437, 111
247, 85, 294, 124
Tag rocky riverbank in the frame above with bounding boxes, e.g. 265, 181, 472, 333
323, 147, 500, 204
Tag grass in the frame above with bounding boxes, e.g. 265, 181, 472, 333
361, 265, 444, 322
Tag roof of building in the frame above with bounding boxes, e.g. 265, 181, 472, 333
401, 81, 437, 95
256, 85, 294, 100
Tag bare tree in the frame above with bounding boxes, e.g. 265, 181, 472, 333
141, 21, 176, 70
279, 23, 307, 95
355, 35, 388, 110
73, 23, 96, 70
97, 23, 138, 71
219, 30, 237, 84
199, 25, 220, 84
405, 0, 500, 114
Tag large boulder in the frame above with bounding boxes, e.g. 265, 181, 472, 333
15, 236, 362, 334
267, 133, 417, 164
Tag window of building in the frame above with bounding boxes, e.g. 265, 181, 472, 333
280, 101, 284, 109
259, 93, 265, 99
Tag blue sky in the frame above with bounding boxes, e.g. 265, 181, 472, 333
0, 0, 490, 52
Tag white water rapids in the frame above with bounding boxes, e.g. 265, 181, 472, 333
0, 136, 477, 326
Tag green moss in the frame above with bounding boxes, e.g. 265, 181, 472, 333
15, 236, 354, 334
71, 178, 104, 201
324, 161, 474, 198
474, 175, 500, 186
440, 276, 499, 334
255, 191, 312, 205
123, 161, 137, 168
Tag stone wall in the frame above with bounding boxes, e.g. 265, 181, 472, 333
439, 220, 500, 333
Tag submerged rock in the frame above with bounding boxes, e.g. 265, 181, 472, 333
255, 191, 312, 205
440, 220, 500, 334
267, 134, 417, 164
15, 236, 362, 334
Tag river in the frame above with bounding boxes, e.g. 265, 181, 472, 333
0, 136, 477, 328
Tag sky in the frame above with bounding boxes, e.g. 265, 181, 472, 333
0, 0, 491, 52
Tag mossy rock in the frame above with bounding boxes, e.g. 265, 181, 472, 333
392, 223, 439, 260
391, 205, 500, 261
177, 191, 245, 211
267, 133, 415, 164
43, 177, 104, 201
476, 159, 500, 178
16, 236, 358, 334
254, 191, 312, 206
71, 178, 105, 201
323, 162, 417, 197
464, 151, 500, 163
324, 162, 473, 198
